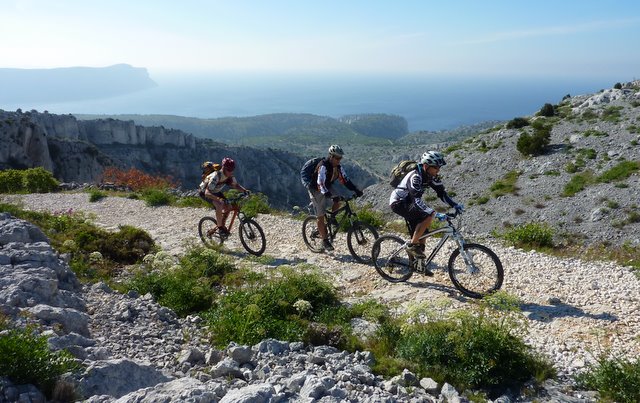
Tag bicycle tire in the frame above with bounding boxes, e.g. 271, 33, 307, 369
372, 235, 414, 282
347, 221, 379, 263
198, 216, 224, 247
448, 243, 503, 298
302, 215, 324, 253
239, 218, 267, 256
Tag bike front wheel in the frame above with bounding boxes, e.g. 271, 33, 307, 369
347, 222, 379, 263
198, 216, 224, 247
239, 218, 266, 256
448, 243, 503, 298
372, 235, 414, 282
302, 215, 324, 253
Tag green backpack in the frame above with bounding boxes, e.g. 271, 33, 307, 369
389, 160, 418, 188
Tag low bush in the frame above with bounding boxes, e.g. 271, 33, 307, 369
101, 167, 177, 191
562, 171, 595, 197
537, 103, 556, 117
598, 160, 640, 183
575, 355, 640, 403
88, 189, 106, 202
517, 123, 551, 156
125, 247, 234, 316
0, 167, 58, 193
141, 188, 174, 207
490, 171, 520, 197
506, 117, 530, 129
0, 320, 80, 398
240, 192, 272, 218
501, 222, 554, 248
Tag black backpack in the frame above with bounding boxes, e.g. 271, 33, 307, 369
300, 157, 324, 190
389, 160, 418, 188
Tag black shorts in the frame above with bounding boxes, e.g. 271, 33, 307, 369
391, 200, 431, 235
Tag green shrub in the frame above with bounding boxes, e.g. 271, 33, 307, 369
126, 247, 233, 316
22, 167, 59, 193
517, 124, 551, 156
613, 82, 622, 89
88, 189, 106, 202
175, 196, 211, 208
537, 103, 555, 117
502, 222, 554, 248
602, 106, 623, 122
141, 188, 174, 206
581, 109, 598, 121
506, 117, 530, 129
562, 171, 595, 197
490, 171, 520, 197
0, 321, 80, 397
0, 167, 58, 193
0, 169, 24, 193
204, 268, 345, 347
240, 192, 272, 218
575, 355, 640, 403
583, 129, 608, 137
355, 203, 386, 229
597, 160, 640, 183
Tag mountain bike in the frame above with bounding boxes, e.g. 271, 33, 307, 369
198, 193, 266, 256
302, 194, 378, 263
371, 211, 503, 298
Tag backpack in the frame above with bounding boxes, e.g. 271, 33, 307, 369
389, 160, 418, 188
300, 157, 325, 189
201, 161, 221, 181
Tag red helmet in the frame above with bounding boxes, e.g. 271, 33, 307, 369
221, 157, 235, 172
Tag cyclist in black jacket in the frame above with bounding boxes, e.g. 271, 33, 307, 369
389, 151, 463, 260
309, 144, 363, 251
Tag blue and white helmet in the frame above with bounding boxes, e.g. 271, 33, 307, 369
420, 151, 446, 167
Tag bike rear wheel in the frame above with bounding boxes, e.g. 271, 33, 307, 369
347, 222, 379, 263
372, 235, 414, 282
239, 218, 266, 256
302, 215, 324, 253
448, 243, 503, 298
198, 216, 224, 247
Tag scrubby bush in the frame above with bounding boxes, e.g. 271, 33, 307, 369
502, 222, 555, 248
506, 117, 530, 129
613, 82, 623, 90
0, 320, 80, 397
0, 167, 58, 193
490, 171, 520, 197
141, 188, 174, 207
101, 167, 177, 191
598, 160, 639, 183
537, 103, 555, 117
88, 189, 106, 202
240, 191, 272, 218
575, 355, 640, 403
517, 122, 551, 156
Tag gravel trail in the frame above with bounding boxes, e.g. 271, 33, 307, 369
3, 192, 639, 379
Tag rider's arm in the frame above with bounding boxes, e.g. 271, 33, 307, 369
428, 178, 457, 207
317, 165, 329, 194
338, 166, 359, 192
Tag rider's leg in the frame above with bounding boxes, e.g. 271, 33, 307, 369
210, 197, 227, 230
411, 215, 433, 244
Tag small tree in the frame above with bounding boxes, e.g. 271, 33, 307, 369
517, 124, 551, 156
506, 117, 530, 129
613, 82, 622, 90
537, 103, 555, 117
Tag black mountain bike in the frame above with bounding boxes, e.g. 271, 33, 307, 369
302, 194, 378, 263
198, 193, 266, 256
371, 211, 503, 298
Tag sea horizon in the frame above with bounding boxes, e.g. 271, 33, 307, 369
0, 72, 627, 132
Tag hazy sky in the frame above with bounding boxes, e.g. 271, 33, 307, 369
2, 0, 639, 78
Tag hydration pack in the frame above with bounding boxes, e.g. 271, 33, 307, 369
389, 160, 418, 188
300, 157, 324, 190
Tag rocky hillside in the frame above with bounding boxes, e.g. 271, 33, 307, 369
362, 81, 640, 248
0, 110, 377, 209
4, 193, 640, 401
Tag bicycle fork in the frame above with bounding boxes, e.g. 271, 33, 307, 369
453, 236, 478, 274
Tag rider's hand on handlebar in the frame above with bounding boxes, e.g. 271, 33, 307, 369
434, 212, 447, 221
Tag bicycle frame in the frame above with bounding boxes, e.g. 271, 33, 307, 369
324, 198, 357, 237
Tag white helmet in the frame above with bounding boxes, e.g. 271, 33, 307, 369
328, 144, 344, 158
420, 151, 446, 167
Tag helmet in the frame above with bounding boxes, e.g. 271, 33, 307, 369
221, 157, 235, 171
328, 144, 344, 158
420, 151, 446, 167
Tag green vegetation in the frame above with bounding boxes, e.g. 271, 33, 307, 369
598, 160, 640, 183
0, 167, 59, 193
581, 109, 598, 121
562, 171, 595, 197
88, 189, 107, 202
0, 203, 156, 283
506, 117, 530, 129
602, 105, 624, 123
583, 129, 608, 137
371, 294, 554, 391
536, 103, 556, 117
575, 355, 640, 403
500, 222, 555, 248
516, 121, 551, 156
490, 171, 520, 197
0, 318, 80, 398
140, 188, 174, 206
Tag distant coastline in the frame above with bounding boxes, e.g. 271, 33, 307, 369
0, 71, 622, 131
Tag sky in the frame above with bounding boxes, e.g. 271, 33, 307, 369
1, 0, 640, 79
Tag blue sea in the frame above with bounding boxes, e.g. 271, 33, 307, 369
3, 72, 622, 131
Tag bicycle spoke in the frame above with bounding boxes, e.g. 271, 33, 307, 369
372, 235, 413, 282
347, 222, 378, 263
